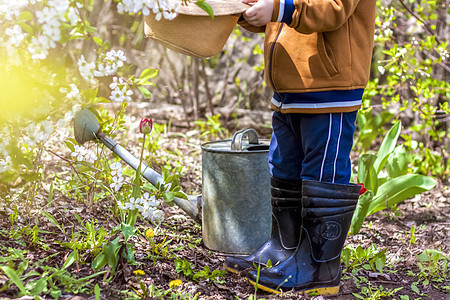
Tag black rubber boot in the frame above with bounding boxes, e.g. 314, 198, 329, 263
246, 180, 360, 295
224, 177, 302, 273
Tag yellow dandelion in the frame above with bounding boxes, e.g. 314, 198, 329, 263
133, 269, 145, 276
145, 228, 155, 239
169, 279, 182, 288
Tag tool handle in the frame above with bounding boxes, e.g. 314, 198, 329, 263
99, 135, 201, 222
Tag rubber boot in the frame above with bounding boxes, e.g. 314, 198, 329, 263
246, 180, 360, 295
224, 177, 302, 273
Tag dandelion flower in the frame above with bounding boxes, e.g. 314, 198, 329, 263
133, 269, 145, 276
169, 279, 182, 288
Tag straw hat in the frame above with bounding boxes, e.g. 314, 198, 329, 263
144, 0, 250, 58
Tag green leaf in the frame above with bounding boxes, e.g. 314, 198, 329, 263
173, 191, 188, 200
411, 282, 420, 294
19, 11, 33, 21
121, 223, 135, 242
140, 68, 158, 80
62, 250, 77, 270
386, 145, 411, 178
94, 283, 101, 300
41, 211, 64, 233
373, 121, 401, 174
103, 236, 121, 273
368, 174, 436, 215
92, 253, 107, 271
350, 190, 374, 235
30, 277, 47, 295
93, 36, 103, 46
196, 0, 214, 18
417, 249, 448, 262
65, 139, 76, 152
21, 172, 41, 182
357, 153, 378, 193
0, 266, 27, 295
48, 183, 54, 206
164, 192, 175, 203
19, 23, 34, 35
138, 86, 151, 99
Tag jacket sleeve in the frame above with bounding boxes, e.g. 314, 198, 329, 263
272, 0, 361, 33
238, 15, 266, 33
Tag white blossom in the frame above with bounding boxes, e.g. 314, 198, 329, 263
110, 162, 124, 177
78, 55, 97, 85
109, 77, 133, 102
94, 50, 127, 77
110, 175, 124, 192
66, 6, 79, 25
109, 162, 124, 192
0, 156, 12, 174
26, 0, 71, 60
116, 192, 164, 221
23, 120, 55, 147
70, 145, 97, 164
5, 25, 27, 47
116, 0, 178, 19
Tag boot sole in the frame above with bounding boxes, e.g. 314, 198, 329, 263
247, 278, 339, 295
223, 264, 241, 274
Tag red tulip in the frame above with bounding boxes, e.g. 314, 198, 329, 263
357, 183, 368, 195
139, 118, 153, 134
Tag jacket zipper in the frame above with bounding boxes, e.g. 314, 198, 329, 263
268, 23, 283, 109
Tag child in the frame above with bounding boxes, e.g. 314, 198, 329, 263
224, 0, 376, 295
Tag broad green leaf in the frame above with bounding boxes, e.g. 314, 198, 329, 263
138, 86, 151, 99
62, 250, 77, 270
164, 192, 175, 203
65, 140, 76, 152
121, 223, 135, 242
47, 182, 54, 206
0, 266, 27, 295
357, 153, 378, 193
196, 0, 214, 18
30, 277, 47, 295
350, 190, 374, 235
368, 174, 436, 215
19, 11, 33, 21
92, 253, 107, 271
140, 68, 158, 80
373, 121, 401, 174
19, 23, 34, 35
417, 249, 448, 262
103, 236, 121, 273
95, 283, 101, 300
41, 210, 64, 233
386, 145, 411, 178
123, 243, 135, 263
173, 191, 188, 200
93, 36, 103, 46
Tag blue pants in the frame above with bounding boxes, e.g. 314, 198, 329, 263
268, 111, 357, 184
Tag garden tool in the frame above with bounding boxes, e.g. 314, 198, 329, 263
224, 177, 302, 273
246, 180, 360, 295
200, 128, 272, 254
73, 108, 200, 222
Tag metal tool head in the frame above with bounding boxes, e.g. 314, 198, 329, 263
74, 109, 101, 144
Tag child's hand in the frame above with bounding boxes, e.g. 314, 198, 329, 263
242, 0, 273, 27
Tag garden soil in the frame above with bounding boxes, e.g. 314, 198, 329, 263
0, 105, 448, 300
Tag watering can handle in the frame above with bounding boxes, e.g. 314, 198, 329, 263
231, 128, 259, 151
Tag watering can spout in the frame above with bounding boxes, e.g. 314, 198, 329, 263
73, 109, 201, 222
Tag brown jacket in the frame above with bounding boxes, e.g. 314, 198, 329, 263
240, 0, 376, 113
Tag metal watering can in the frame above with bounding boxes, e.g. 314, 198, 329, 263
74, 109, 271, 254
201, 129, 271, 254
